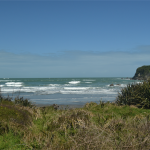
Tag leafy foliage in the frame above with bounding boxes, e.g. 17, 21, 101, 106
116, 80, 150, 108
0, 94, 34, 108
0, 95, 36, 133
14, 96, 34, 108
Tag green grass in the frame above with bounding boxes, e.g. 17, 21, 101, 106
0, 131, 29, 150
1, 93, 150, 149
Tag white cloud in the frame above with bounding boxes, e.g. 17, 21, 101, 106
0, 49, 150, 78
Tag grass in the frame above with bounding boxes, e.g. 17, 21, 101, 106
1, 95, 150, 149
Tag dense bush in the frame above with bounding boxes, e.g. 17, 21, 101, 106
0, 95, 34, 108
0, 95, 35, 136
14, 96, 34, 108
0, 95, 12, 102
116, 80, 150, 108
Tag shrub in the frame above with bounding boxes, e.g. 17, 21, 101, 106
0, 95, 12, 103
0, 95, 34, 108
116, 80, 150, 108
14, 96, 34, 108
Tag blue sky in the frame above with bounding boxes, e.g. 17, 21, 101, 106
0, 0, 150, 78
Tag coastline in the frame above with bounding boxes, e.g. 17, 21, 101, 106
0, 77, 138, 108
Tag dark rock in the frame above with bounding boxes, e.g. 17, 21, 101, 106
110, 84, 114, 86
116, 84, 121, 86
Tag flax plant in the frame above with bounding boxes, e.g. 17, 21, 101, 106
116, 80, 150, 108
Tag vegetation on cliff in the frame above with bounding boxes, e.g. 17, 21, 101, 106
132, 65, 150, 80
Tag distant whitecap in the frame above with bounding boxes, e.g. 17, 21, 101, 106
49, 84, 61, 87
69, 81, 80, 84
64, 87, 87, 90
5, 82, 23, 87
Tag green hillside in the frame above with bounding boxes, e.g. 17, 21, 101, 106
132, 65, 150, 80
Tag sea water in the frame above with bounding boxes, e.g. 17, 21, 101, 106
0, 77, 141, 107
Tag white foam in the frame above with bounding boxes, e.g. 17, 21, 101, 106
21, 86, 60, 94
1, 84, 119, 95
5, 82, 22, 85
49, 84, 61, 87
7, 85, 22, 87
1, 88, 19, 93
59, 87, 117, 95
136, 82, 143, 84
64, 87, 87, 90
1, 86, 37, 93
60, 90, 83, 94
5, 82, 23, 87
69, 81, 80, 84
101, 89, 117, 94
120, 84, 127, 87
114, 84, 125, 87
64, 84, 70, 86
85, 82, 92, 83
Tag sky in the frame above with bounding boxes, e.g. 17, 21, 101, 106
0, 0, 150, 78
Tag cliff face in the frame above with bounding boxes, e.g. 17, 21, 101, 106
132, 65, 150, 80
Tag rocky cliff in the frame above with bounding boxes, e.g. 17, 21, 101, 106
132, 65, 150, 80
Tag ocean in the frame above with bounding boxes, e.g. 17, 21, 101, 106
0, 77, 141, 107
